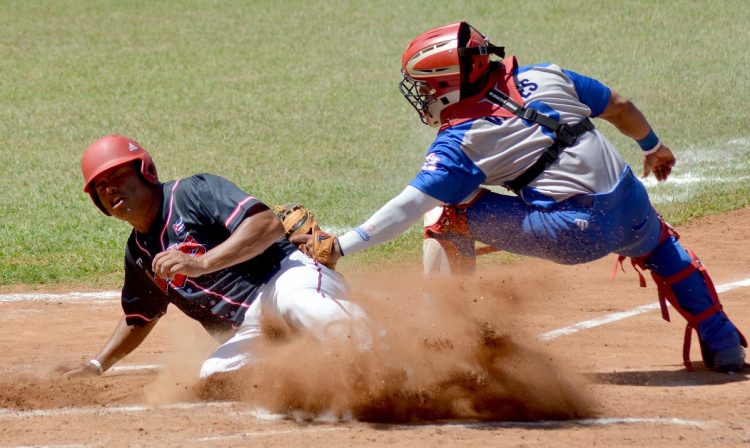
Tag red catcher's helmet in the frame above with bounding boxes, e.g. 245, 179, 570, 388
81, 134, 159, 215
399, 21, 504, 127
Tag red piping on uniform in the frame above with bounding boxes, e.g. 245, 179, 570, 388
134, 234, 151, 258
125, 312, 158, 322
225, 196, 256, 228
160, 181, 180, 251
313, 260, 352, 317
315, 261, 325, 297
185, 278, 251, 308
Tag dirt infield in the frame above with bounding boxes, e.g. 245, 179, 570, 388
1, 208, 749, 447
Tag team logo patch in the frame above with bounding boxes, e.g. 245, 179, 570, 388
128, 142, 138, 152
173, 217, 186, 237
354, 226, 371, 241
162, 235, 207, 289
421, 153, 440, 172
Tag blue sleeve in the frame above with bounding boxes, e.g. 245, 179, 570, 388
562, 69, 611, 117
408, 140, 486, 205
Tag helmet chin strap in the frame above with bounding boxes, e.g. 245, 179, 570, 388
457, 44, 505, 59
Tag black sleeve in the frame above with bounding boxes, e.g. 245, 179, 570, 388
121, 241, 169, 327
179, 174, 269, 233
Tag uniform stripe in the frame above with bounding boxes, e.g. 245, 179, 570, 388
224, 196, 256, 228
313, 260, 352, 317
160, 180, 180, 251
185, 278, 251, 309
124, 312, 158, 322
134, 235, 149, 257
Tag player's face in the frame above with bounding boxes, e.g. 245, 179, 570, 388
92, 163, 154, 225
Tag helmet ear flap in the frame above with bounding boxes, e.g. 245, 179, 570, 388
457, 22, 493, 99
457, 22, 474, 87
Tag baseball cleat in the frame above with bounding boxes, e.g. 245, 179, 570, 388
711, 344, 746, 373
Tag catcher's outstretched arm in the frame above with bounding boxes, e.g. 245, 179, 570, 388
338, 186, 441, 255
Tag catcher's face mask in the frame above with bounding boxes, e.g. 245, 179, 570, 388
399, 21, 503, 127
399, 75, 439, 126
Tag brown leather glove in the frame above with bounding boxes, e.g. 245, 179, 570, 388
274, 204, 341, 269
273, 204, 317, 238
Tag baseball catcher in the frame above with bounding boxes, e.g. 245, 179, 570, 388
295, 21, 746, 372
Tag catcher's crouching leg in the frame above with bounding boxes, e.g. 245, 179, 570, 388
422, 189, 488, 276
629, 219, 747, 372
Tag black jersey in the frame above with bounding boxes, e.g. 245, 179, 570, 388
120, 174, 295, 336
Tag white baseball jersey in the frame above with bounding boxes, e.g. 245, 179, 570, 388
410, 60, 626, 204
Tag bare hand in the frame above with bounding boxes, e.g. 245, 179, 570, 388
152, 249, 208, 279
54, 361, 100, 380
289, 233, 313, 255
642, 144, 676, 182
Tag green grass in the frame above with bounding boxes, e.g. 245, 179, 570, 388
1, 0, 749, 286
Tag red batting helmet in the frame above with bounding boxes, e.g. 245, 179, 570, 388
399, 21, 504, 127
81, 134, 159, 214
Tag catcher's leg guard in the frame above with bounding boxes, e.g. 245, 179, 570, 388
422, 189, 487, 276
626, 219, 747, 371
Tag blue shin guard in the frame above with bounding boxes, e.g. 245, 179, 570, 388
629, 221, 747, 371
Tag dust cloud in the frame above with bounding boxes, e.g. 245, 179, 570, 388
190, 265, 596, 423
0, 265, 594, 423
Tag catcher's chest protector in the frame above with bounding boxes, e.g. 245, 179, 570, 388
440, 56, 523, 129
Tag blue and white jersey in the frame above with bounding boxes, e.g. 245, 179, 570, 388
410, 62, 627, 204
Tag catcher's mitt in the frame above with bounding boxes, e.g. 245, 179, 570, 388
308, 227, 341, 270
273, 204, 341, 269
273, 204, 317, 239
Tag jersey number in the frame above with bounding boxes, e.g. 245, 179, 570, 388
518, 78, 538, 99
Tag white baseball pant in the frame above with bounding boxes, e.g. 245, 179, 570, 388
199, 250, 368, 378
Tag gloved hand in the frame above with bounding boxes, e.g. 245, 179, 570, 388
290, 227, 342, 270
274, 204, 342, 269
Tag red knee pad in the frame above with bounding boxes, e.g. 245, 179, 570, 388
423, 205, 476, 275
422, 189, 488, 275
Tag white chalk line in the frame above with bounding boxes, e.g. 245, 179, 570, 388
0, 291, 119, 303
11, 445, 87, 448
193, 416, 712, 442
0, 400, 712, 434
196, 427, 348, 442
3, 276, 749, 363
0, 401, 236, 419
538, 277, 750, 341
7, 276, 746, 343
109, 364, 160, 373
400, 416, 713, 430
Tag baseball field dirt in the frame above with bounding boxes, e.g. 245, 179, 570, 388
1, 207, 749, 447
